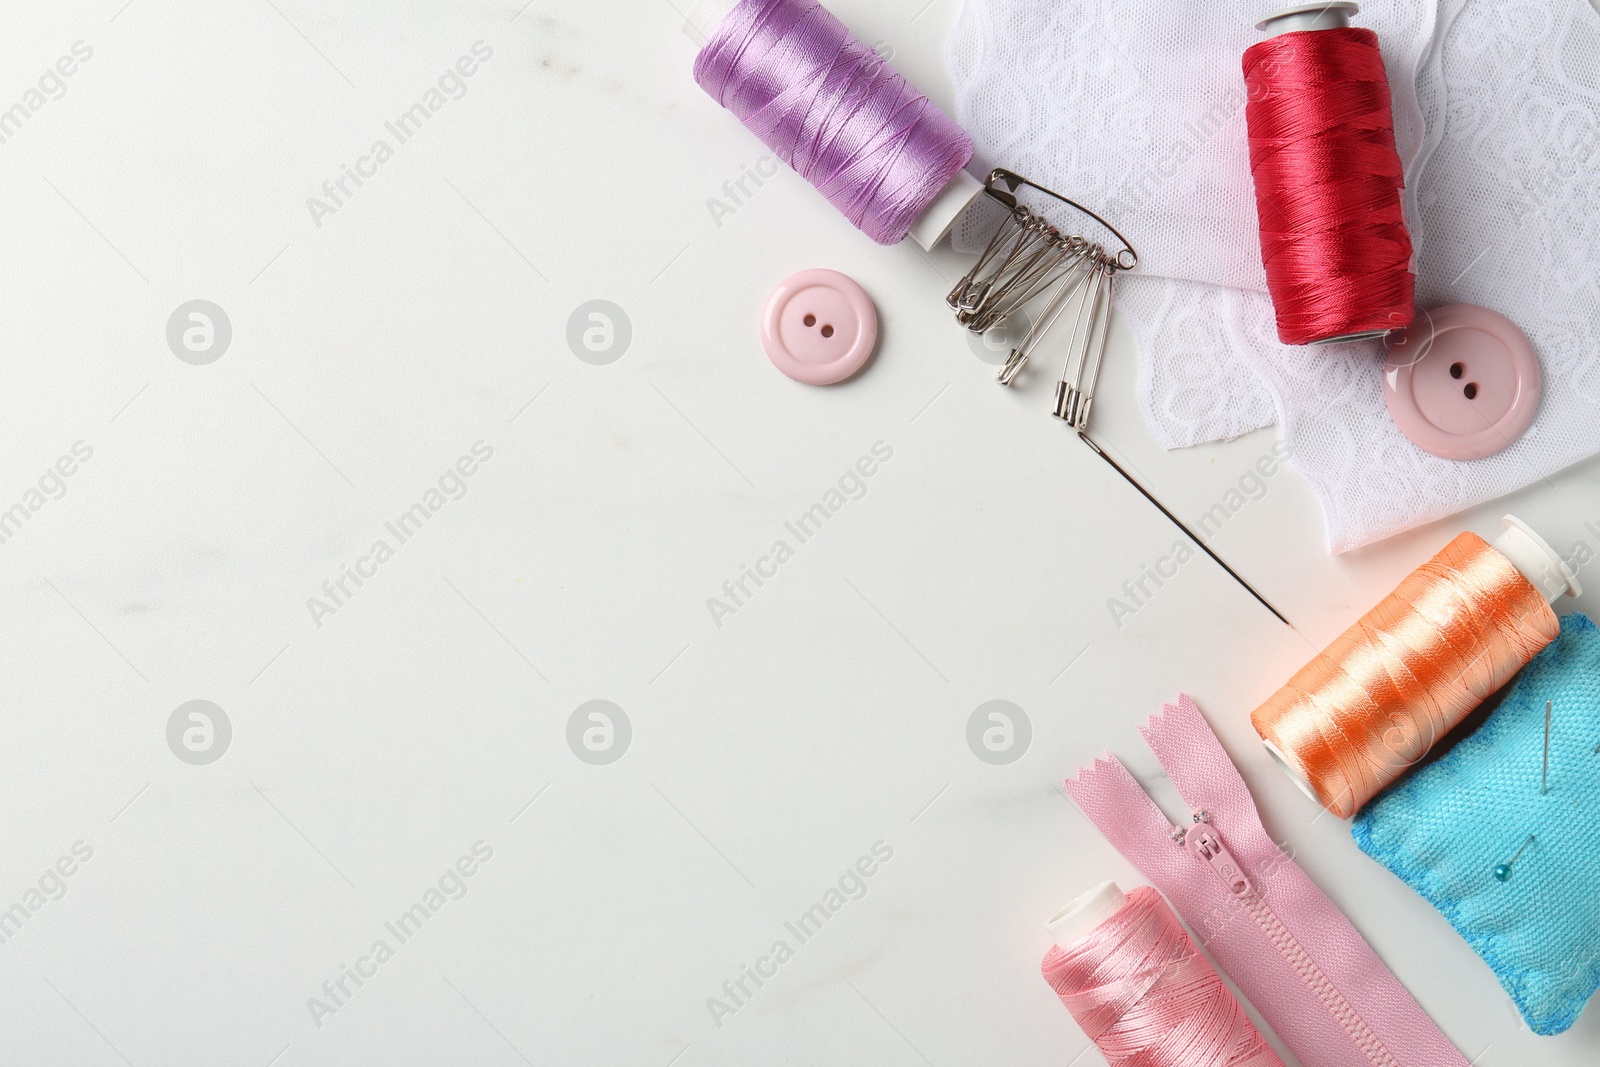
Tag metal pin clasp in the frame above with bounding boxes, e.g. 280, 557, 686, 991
1048, 261, 1113, 432
1054, 381, 1089, 426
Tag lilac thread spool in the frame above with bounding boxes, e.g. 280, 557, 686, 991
686, 0, 981, 249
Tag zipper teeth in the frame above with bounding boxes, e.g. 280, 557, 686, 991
1244, 896, 1401, 1067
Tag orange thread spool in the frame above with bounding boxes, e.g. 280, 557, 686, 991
1252, 531, 1560, 818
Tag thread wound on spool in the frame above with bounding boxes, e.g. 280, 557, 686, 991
1042, 885, 1282, 1067
1252, 532, 1559, 819
693, 0, 973, 245
1243, 27, 1415, 344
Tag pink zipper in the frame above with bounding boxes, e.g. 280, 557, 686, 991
1180, 811, 1401, 1067
1066, 694, 1469, 1067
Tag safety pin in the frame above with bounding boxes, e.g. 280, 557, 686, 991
1052, 260, 1114, 429
954, 169, 1290, 628
997, 252, 1098, 386
950, 215, 1071, 327
979, 232, 1091, 326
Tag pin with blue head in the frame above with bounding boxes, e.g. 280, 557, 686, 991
1494, 834, 1535, 882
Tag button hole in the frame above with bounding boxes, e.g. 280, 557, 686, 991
803, 314, 816, 327
1449, 362, 1464, 379
820, 324, 834, 338
1464, 382, 1479, 400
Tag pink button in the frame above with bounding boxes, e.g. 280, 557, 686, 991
1383, 304, 1541, 461
760, 269, 877, 385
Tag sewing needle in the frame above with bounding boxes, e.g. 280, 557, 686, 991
1076, 431, 1292, 628
1542, 699, 1551, 795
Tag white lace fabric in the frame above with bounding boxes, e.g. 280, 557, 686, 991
948, 0, 1600, 551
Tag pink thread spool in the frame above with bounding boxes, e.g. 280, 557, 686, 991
1042, 883, 1282, 1067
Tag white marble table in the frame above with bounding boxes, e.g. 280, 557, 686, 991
2, 1, 1596, 1064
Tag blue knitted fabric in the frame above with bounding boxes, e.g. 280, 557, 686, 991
1353, 612, 1600, 1036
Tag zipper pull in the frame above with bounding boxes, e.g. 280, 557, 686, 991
1181, 812, 1252, 898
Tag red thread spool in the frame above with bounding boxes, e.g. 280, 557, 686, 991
1243, 3, 1415, 345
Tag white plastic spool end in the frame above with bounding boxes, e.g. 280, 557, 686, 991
1261, 737, 1323, 805
683, 0, 740, 45
907, 170, 985, 251
1046, 881, 1127, 948
1495, 514, 1581, 603
1256, 1, 1359, 35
